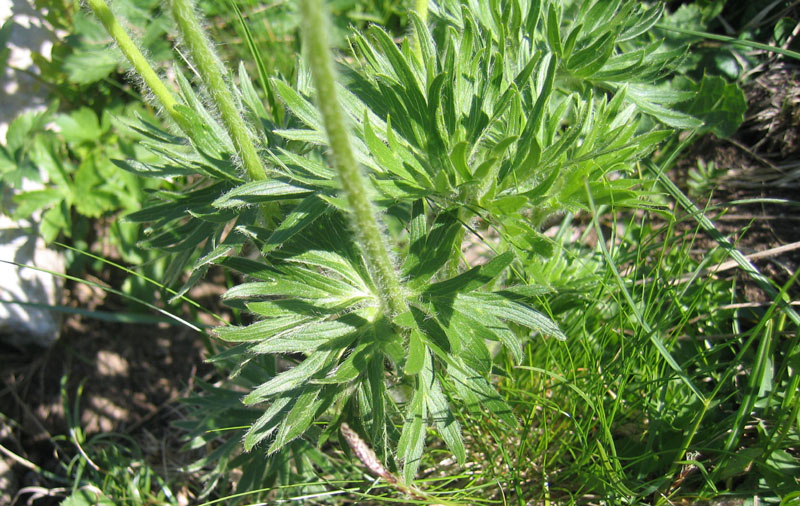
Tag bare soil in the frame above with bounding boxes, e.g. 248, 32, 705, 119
0, 269, 228, 505
673, 60, 800, 303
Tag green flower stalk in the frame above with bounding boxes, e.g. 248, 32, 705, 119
298, 0, 408, 320
169, 0, 267, 181
415, 0, 429, 24
412, 0, 429, 65
85, 0, 191, 134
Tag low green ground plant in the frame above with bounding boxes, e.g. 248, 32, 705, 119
1, 0, 179, 298
15, 0, 796, 503
58, 379, 182, 506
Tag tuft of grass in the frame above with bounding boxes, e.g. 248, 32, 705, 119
438, 204, 799, 503
59, 378, 183, 506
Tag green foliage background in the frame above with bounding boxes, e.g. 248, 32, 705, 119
2, 0, 798, 504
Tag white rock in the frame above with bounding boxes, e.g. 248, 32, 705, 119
0, 454, 18, 505
1, 0, 55, 140
0, 1, 64, 348
0, 209, 64, 348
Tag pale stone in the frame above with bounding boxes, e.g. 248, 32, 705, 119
0, 1, 64, 348
0, 210, 64, 348
0, 456, 18, 505
0, 0, 55, 140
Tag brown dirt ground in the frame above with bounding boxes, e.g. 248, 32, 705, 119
0, 268, 228, 505
673, 60, 800, 304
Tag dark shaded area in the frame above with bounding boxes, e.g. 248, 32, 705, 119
673, 59, 800, 306
0, 272, 220, 504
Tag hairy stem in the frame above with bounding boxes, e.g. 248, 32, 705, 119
411, 0, 429, 66
415, 0, 429, 23
170, 0, 267, 181
85, 0, 190, 133
298, 0, 408, 319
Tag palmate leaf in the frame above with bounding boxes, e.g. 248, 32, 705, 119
312, 339, 377, 385
391, 249, 560, 466
175, 70, 236, 153
210, 199, 542, 467
403, 210, 463, 289
342, 0, 677, 239
268, 385, 343, 455
400, 346, 468, 473
125, 183, 229, 224
96, 0, 714, 491
447, 359, 516, 427
271, 78, 325, 132
454, 304, 524, 363
111, 158, 195, 178
625, 87, 703, 130
209, 214, 389, 455
225, 263, 366, 302
259, 194, 330, 254
425, 365, 466, 466
238, 63, 270, 137
362, 113, 427, 187
123, 113, 187, 145
250, 313, 373, 355
243, 394, 294, 451
413, 246, 558, 365
214, 313, 315, 343
242, 349, 340, 404
360, 355, 388, 448
404, 329, 426, 376
415, 285, 559, 370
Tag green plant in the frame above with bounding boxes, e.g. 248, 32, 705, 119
687, 158, 726, 198
59, 379, 182, 506
486, 206, 800, 503
0, 378, 181, 505
81, 0, 755, 502
0, 0, 185, 293
2, 103, 149, 244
